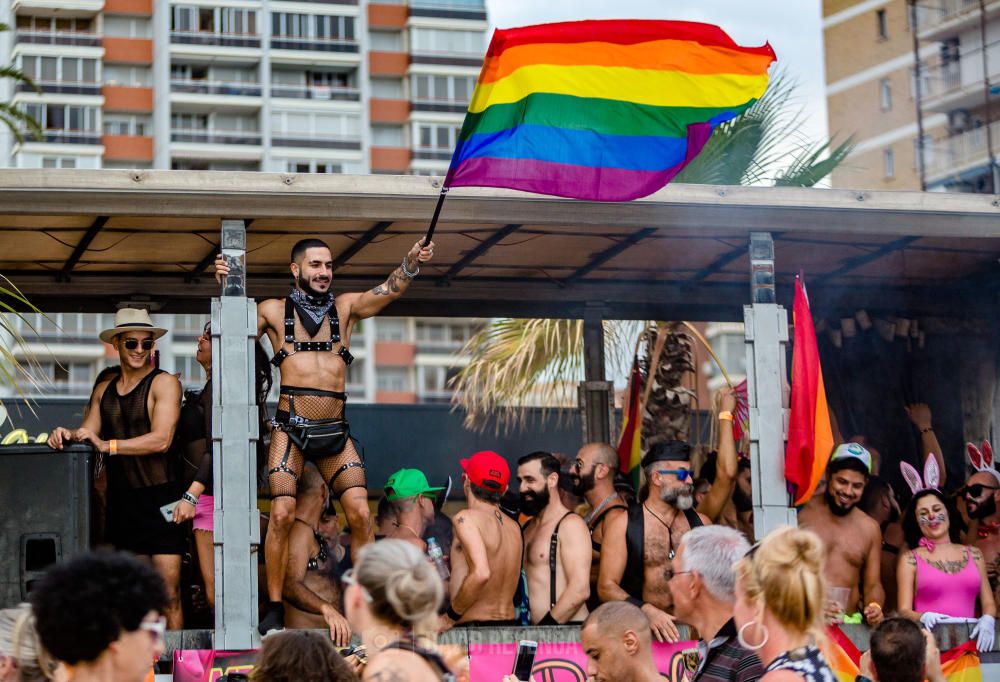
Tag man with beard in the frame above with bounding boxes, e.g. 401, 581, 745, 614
962, 441, 1000, 598
798, 443, 885, 625
572, 442, 628, 610
598, 440, 709, 642
518, 451, 591, 624
860, 475, 904, 613
216, 237, 435, 634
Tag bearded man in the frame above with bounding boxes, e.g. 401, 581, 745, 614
962, 442, 1000, 597
798, 443, 885, 626
598, 440, 710, 643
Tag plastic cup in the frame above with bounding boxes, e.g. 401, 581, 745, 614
829, 586, 851, 615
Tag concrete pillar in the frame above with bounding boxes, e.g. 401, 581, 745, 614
744, 232, 796, 539
213, 219, 260, 647
579, 304, 613, 445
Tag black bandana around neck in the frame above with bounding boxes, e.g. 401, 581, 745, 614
289, 287, 335, 338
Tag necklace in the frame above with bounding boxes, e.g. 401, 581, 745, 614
585, 493, 621, 526
395, 522, 422, 540
644, 503, 679, 560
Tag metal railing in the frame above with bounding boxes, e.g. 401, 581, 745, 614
918, 0, 993, 32
15, 30, 101, 47
269, 36, 359, 53
170, 128, 262, 145
17, 80, 102, 95
270, 84, 360, 101
22, 130, 102, 145
170, 31, 261, 48
924, 119, 1000, 178
170, 79, 262, 97
411, 98, 468, 113
271, 133, 362, 150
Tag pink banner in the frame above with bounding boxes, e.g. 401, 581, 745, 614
173, 649, 257, 682
469, 640, 697, 681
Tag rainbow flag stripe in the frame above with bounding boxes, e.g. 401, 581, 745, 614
445, 19, 776, 202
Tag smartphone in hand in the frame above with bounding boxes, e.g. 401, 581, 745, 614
512, 640, 537, 681
160, 501, 179, 523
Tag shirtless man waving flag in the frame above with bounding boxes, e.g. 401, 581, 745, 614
216, 237, 434, 634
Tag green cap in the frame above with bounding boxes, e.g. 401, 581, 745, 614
384, 468, 445, 501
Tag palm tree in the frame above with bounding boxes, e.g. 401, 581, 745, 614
0, 22, 42, 143
450, 74, 853, 435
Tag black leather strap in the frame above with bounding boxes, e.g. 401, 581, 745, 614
271, 297, 351, 367
549, 511, 573, 610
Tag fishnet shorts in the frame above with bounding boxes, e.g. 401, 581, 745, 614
268, 386, 366, 499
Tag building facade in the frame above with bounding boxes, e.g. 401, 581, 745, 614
824, 0, 998, 193
0, 0, 486, 174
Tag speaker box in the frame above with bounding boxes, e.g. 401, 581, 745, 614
0, 444, 91, 607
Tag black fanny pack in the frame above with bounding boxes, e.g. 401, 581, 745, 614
284, 418, 350, 459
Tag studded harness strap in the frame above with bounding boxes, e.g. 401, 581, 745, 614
271, 297, 354, 367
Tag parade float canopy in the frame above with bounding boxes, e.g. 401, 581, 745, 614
0, 169, 998, 320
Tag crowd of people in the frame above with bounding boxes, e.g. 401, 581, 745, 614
10, 236, 1000, 681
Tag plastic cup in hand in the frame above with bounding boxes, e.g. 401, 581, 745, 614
829, 587, 851, 619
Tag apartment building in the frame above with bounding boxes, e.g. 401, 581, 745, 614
2, 312, 481, 404
0, 0, 487, 174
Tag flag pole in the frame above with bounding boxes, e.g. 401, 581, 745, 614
422, 185, 449, 247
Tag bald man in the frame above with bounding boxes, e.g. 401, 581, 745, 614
581, 602, 662, 682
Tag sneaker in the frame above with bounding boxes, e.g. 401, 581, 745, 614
258, 602, 285, 636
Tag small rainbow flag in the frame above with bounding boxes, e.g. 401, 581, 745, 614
444, 19, 776, 201
617, 356, 643, 487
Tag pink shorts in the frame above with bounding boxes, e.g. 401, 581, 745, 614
193, 494, 214, 533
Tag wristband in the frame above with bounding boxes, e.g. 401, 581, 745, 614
181, 492, 199, 506
538, 612, 558, 626
718, 411, 734, 422
400, 257, 420, 278
445, 605, 463, 622
109, 439, 118, 456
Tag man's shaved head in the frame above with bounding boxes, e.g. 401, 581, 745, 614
582, 601, 650, 643
583, 443, 619, 471
581, 601, 653, 682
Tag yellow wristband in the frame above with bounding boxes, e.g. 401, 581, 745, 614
718, 411, 734, 422
109, 439, 118, 456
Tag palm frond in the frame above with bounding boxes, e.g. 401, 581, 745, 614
0, 276, 53, 414
0, 103, 42, 143
774, 136, 855, 187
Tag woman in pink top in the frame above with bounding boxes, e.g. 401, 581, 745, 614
896, 456, 996, 652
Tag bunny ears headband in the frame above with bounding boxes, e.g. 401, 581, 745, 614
900, 454, 940, 495
968, 441, 1000, 486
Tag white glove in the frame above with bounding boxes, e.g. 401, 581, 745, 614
920, 612, 949, 630
971, 614, 995, 652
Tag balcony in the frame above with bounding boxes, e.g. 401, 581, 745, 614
103, 85, 154, 112
15, 30, 101, 47
409, 0, 486, 21
12, 0, 102, 17
412, 147, 452, 161
411, 98, 468, 114
410, 51, 482, 68
270, 84, 360, 101
924, 119, 1000, 182
103, 134, 153, 161
271, 133, 362, 150
170, 79, 262, 97
23, 129, 102, 145
17, 80, 102, 96
918, 0, 1000, 40
170, 128, 261, 145
920, 61, 1000, 112
170, 31, 261, 49
269, 36, 359, 54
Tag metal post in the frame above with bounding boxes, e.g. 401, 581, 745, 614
213, 219, 260, 648
908, 0, 928, 191
744, 233, 796, 539
579, 304, 614, 445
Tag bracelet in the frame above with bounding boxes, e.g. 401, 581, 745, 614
181, 492, 199, 506
445, 605, 463, 621
718, 411, 734, 422
400, 257, 420, 278
109, 439, 118, 456
920, 427, 933, 434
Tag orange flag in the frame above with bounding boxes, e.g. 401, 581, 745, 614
785, 275, 834, 506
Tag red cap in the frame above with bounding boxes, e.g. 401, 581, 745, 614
460, 450, 510, 492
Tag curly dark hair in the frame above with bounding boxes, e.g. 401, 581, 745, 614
902, 489, 964, 550
251, 630, 358, 682
30, 551, 168, 664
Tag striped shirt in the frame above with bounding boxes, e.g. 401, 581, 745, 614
693, 618, 764, 682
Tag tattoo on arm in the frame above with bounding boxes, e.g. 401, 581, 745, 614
906, 552, 917, 567
371, 266, 407, 296
973, 547, 984, 561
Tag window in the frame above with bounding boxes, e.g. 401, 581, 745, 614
221, 8, 256, 34
411, 74, 476, 102
883, 148, 895, 179
372, 125, 403, 146
876, 9, 887, 39
104, 115, 149, 136
41, 157, 77, 168
104, 65, 151, 86
103, 16, 152, 38
376, 367, 411, 392
171, 113, 208, 130
879, 78, 892, 111
369, 30, 402, 51
421, 365, 447, 391
284, 159, 342, 173
171, 6, 196, 31
272, 13, 353, 41
375, 319, 407, 341
24, 104, 99, 131
410, 28, 483, 54
415, 123, 460, 149
417, 322, 446, 342
16, 16, 92, 33
371, 78, 403, 98
20, 55, 98, 83
271, 110, 360, 139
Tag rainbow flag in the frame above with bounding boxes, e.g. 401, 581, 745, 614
444, 19, 776, 201
823, 625, 860, 682
785, 275, 834, 506
940, 641, 983, 681
617, 356, 643, 486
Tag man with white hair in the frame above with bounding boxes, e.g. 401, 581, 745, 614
668, 525, 763, 682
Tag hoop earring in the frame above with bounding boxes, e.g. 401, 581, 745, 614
737, 621, 769, 651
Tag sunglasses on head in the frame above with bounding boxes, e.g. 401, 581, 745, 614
122, 338, 154, 351
657, 468, 693, 482
963, 484, 1000, 498
202, 323, 211, 337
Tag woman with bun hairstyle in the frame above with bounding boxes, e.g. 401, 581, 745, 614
0, 605, 66, 682
733, 527, 836, 681
343, 539, 455, 682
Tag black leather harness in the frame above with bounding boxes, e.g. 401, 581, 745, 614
271, 298, 354, 367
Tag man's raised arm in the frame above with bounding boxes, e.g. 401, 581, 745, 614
345, 240, 434, 321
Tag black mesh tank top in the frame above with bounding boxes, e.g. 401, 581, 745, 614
99, 368, 175, 488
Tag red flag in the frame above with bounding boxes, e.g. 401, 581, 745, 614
785, 275, 834, 506
617, 356, 643, 482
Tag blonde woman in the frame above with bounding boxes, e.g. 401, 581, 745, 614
0, 605, 66, 682
733, 527, 836, 682
342, 539, 454, 682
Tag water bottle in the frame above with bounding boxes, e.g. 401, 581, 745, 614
426, 537, 450, 580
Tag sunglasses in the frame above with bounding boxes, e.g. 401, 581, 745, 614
963, 484, 1000, 498
657, 469, 693, 482
340, 569, 373, 603
139, 615, 166, 644
122, 338, 154, 351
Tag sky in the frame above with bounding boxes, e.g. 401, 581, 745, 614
484, 0, 830, 147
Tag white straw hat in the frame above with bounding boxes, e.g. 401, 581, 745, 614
99, 308, 168, 344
